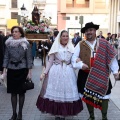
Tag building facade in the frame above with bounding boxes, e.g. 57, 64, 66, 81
0, 0, 120, 36
57, 0, 120, 38
0, 0, 57, 34
109, 0, 120, 34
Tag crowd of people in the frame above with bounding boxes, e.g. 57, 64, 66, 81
0, 22, 120, 120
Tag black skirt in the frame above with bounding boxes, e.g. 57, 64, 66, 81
7, 68, 28, 94
77, 70, 112, 95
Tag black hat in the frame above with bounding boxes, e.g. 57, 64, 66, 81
81, 22, 99, 33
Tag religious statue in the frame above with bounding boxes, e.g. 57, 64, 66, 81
32, 6, 40, 25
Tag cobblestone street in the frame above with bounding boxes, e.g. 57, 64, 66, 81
0, 59, 120, 120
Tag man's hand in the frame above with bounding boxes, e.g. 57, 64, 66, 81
82, 63, 89, 70
113, 73, 120, 80
76, 58, 81, 63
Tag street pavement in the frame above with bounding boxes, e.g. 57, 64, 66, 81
0, 59, 120, 120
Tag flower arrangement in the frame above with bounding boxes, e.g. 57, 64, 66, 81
24, 18, 51, 34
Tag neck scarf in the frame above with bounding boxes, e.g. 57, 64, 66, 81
5, 37, 29, 50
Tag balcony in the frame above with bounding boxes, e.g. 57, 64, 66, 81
33, 0, 46, 5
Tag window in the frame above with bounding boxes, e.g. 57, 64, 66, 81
66, 0, 89, 8
66, 0, 73, 7
75, 16, 78, 20
74, 0, 89, 8
94, 0, 107, 9
63, 16, 70, 20
11, 0, 17, 8
11, 12, 18, 19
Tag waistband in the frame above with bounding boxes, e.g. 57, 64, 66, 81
10, 60, 22, 67
54, 59, 71, 66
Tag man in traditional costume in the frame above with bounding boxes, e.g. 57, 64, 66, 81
72, 22, 119, 120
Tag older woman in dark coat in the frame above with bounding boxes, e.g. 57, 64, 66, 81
3, 26, 33, 120
0, 35, 4, 74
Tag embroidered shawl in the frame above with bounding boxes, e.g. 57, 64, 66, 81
82, 39, 117, 110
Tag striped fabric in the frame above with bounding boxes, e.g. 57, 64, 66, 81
82, 39, 116, 110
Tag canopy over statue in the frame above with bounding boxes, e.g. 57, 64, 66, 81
32, 6, 40, 25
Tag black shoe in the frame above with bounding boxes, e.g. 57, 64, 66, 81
55, 117, 61, 120
16, 113, 22, 120
88, 117, 95, 120
9, 113, 17, 120
16, 118, 22, 120
60, 118, 65, 120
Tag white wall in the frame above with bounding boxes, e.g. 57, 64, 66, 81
66, 14, 109, 29
44, 0, 57, 24
66, 13, 109, 38
46, 0, 57, 4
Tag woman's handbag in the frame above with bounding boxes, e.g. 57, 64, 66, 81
22, 78, 34, 91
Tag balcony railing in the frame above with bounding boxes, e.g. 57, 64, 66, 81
33, 0, 46, 5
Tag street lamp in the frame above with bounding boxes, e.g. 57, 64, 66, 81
79, 16, 84, 38
20, 4, 28, 27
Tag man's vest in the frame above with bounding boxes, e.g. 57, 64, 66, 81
79, 40, 96, 70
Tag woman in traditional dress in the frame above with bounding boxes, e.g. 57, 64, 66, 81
36, 30, 83, 120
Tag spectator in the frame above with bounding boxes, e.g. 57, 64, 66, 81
72, 32, 82, 46
97, 31, 105, 39
106, 32, 111, 41
0, 35, 4, 78
50, 30, 59, 43
3, 26, 33, 120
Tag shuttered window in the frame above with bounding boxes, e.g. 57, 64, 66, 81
11, 0, 17, 8
11, 12, 18, 19
66, 0, 89, 8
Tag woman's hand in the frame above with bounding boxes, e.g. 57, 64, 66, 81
27, 69, 32, 80
3, 68, 7, 78
113, 73, 120, 80
40, 73, 47, 81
